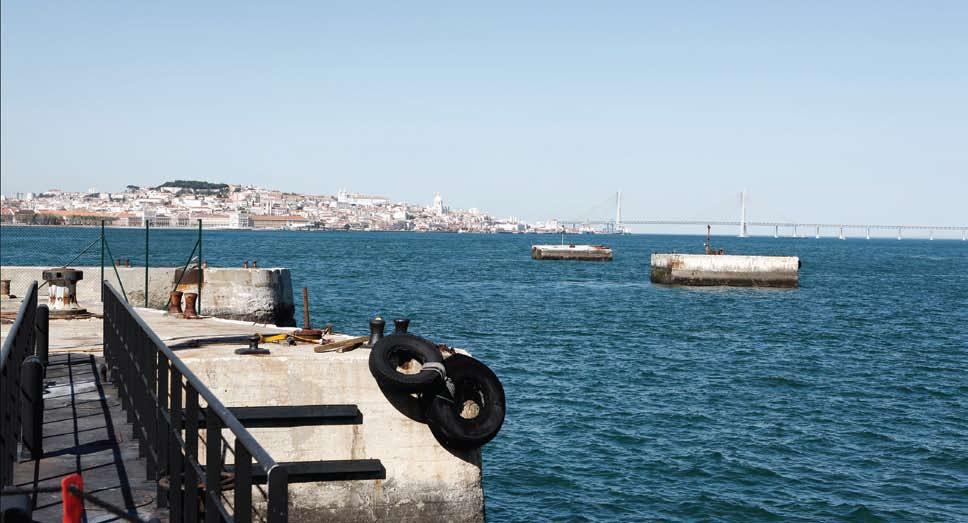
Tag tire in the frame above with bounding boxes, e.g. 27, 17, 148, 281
369, 333, 444, 393
424, 354, 506, 450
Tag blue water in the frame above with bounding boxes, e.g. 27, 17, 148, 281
3, 228, 967, 521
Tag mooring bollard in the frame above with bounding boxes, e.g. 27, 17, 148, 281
393, 318, 410, 334
243, 261, 249, 268
182, 292, 199, 319
252, 260, 258, 268
367, 317, 386, 347
21, 355, 44, 460
35, 305, 50, 367
0, 279, 10, 298
125, 258, 131, 268
167, 291, 184, 315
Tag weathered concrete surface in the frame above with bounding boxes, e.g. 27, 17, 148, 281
1, 306, 485, 522
0, 266, 295, 325
532, 244, 613, 261
196, 267, 295, 326
177, 344, 485, 523
650, 253, 799, 288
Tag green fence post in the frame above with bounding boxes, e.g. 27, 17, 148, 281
100, 220, 105, 302
197, 219, 202, 315
145, 219, 149, 308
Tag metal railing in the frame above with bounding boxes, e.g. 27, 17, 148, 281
102, 282, 287, 522
1, 281, 38, 487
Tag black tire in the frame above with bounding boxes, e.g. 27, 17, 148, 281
424, 354, 506, 450
369, 333, 444, 393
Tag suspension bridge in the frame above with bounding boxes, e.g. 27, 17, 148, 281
562, 191, 968, 240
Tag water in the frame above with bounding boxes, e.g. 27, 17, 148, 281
3, 228, 967, 521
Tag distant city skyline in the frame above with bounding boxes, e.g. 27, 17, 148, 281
2, 2, 966, 226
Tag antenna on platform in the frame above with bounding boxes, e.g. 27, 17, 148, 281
739, 190, 748, 238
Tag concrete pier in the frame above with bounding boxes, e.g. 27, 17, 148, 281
531, 244, 613, 261
1, 300, 485, 522
650, 254, 799, 288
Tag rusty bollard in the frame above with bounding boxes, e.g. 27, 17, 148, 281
393, 318, 410, 334
167, 291, 184, 315
0, 279, 10, 298
243, 261, 249, 268
182, 292, 199, 319
252, 260, 258, 268
125, 259, 131, 268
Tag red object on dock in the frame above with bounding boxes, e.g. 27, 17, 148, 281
61, 473, 84, 523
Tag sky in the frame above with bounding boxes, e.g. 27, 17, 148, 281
2, 2, 966, 226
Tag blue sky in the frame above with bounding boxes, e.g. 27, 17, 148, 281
2, 2, 966, 226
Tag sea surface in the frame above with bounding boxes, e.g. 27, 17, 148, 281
2, 228, 967, 522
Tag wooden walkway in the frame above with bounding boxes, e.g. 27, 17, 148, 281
12, 352, 167, 522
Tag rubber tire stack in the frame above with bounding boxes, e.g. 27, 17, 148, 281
369, 334, 505, 451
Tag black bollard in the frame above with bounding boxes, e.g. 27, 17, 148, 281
21, 356, 44, 460
393, 318, 410, 334
35, 304, 49, 367
367, 317, 386, 347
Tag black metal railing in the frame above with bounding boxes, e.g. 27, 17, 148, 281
1, 281, 38, 488
102, 282, 288, 522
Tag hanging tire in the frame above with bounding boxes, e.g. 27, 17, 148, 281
369, 333, 445, 393
424, 354, 506, 450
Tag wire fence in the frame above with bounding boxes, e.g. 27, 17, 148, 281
0, 221, 203, 313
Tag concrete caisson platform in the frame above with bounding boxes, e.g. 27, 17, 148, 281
531, 244, 613, 261
650, 253, 799, 288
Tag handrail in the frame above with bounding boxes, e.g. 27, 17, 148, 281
104, 283, 278, 470
1, 281, 38, 488
102, 282, 287, 522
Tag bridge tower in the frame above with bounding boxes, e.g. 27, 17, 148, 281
615, 191, 622, 233
739, 190, 748, 238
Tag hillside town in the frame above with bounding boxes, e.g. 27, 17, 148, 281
0, 181, 569, 233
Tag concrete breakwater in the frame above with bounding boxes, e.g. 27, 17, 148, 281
650, 254, 800, 288
0, 266, 295, 325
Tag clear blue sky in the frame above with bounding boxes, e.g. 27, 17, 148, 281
2, 2, 966, 225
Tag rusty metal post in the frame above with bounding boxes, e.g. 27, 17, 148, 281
167, 291, 184, 315
0, 279, 10, 298
182, 292, 198, 319
302, 288, 311, 329
252, 260, 258, 268
243, 261, 249, 268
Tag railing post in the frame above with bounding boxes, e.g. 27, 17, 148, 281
35, 304, 49, 367
234, 441, 252, 522
156, 352, 169, 507
204, 407, 222, 523
20, 356, 44, 460
168, 367, 184, 521
184, 387, 200, 523
266, 465, 289, 523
